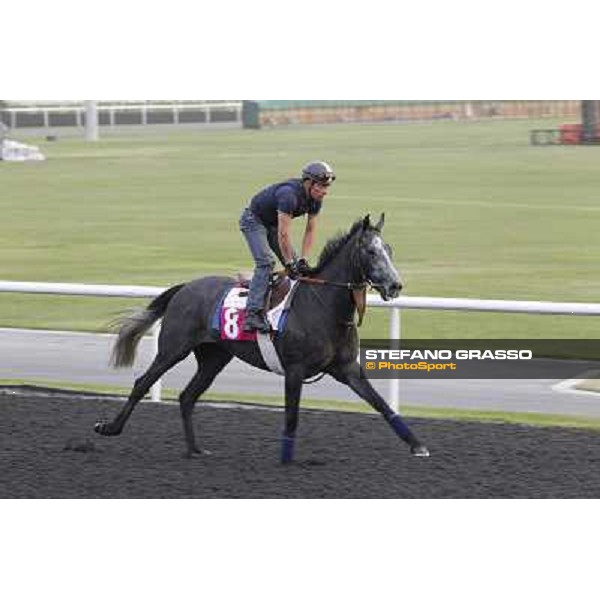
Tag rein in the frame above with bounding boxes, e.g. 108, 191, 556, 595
294, 275, 369, 328
296, 275, 368, 291
275, 228, 381, 330
277, 233, 373, 327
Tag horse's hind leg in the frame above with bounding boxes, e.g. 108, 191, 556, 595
327, 361, 429, 457
94, 348, 190, 437
179, 344, 232, 458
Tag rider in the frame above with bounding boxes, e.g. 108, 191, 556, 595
239, 161, 336, 333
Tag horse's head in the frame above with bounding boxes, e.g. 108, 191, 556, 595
358, 213, 403, 300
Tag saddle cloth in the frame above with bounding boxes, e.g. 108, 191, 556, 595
211, 281, 297, 342
211, 282, 297, 375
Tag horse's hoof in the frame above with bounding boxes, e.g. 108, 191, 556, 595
411, 444, 430, 457
184, 448, 212, 459
94, 421, 119, 436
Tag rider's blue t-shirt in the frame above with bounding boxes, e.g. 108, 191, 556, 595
249, 178, 322, 227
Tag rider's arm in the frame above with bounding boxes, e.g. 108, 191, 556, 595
277, 211, 295, 264
300, 213, 318, 259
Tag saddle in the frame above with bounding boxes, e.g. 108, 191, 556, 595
212, 274, 297, 342
236, 271, 291, 311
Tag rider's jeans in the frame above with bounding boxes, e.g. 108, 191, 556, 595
239, 208, 285, 313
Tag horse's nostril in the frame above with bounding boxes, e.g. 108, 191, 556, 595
390, 282, 402, 296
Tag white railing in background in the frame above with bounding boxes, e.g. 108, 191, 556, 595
368, 295, 600, 411
0, 282, 167, 401
2, 280, 600, 411
1, 102, 243, 129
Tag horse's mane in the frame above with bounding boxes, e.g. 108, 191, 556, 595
313, 218, 364, 271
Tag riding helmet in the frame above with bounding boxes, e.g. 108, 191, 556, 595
301, 161, 336, 185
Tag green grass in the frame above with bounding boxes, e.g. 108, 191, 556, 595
2, 119, 600, 341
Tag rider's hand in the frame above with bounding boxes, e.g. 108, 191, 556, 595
285, 259, 301, 279
296, 258, 311, 276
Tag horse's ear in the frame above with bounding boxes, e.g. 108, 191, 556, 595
362, 214, 371, 230
374, 213, 385, 231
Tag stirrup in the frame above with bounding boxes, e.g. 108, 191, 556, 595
243, 311, 270, 333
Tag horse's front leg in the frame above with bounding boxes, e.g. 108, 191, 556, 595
328, 361, 429, 457
281, 364, 304, 464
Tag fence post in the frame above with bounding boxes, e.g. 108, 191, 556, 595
85, 101, 98, 141
388, 307, 401, 412
150, 322, 162, 402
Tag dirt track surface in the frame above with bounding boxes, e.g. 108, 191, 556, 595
2, 390, 600, 498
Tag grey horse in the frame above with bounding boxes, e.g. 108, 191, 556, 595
95, 214, 430, 462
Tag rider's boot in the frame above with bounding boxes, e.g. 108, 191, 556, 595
243, 309, 270, 333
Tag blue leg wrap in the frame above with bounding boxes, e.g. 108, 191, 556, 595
281, 435, 295, 463
389, 414, 414, 444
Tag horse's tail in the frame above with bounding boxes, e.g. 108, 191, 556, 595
110, 283, 185, 368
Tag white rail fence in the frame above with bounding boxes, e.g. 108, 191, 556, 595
1, 102, 243, 129
2, 280, 600, 410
